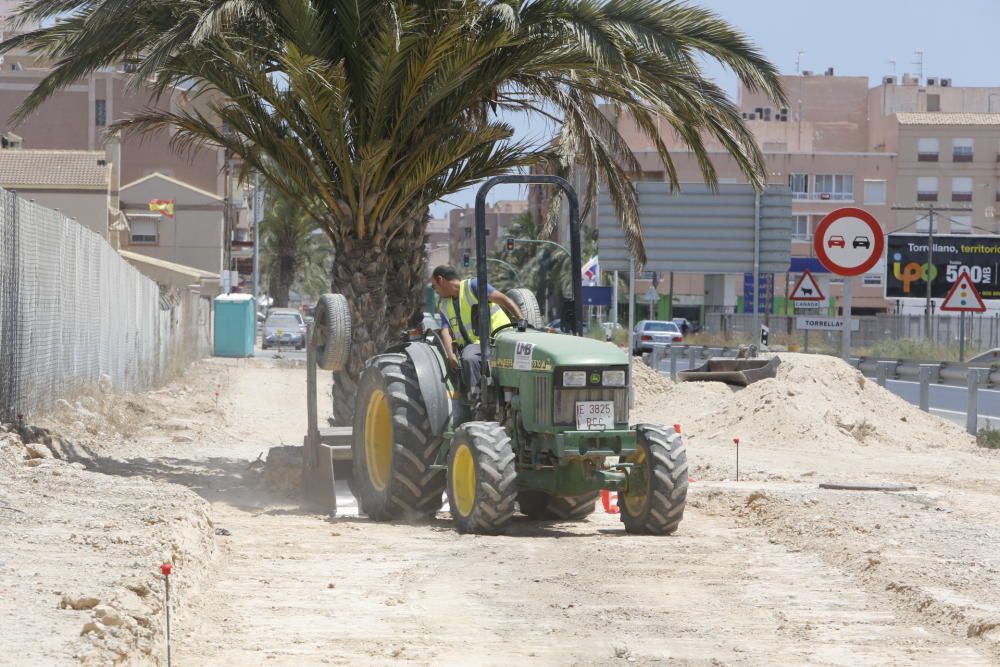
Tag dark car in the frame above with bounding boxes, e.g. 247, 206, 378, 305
632, 320, 683, 355
262, 310, 306, 350
852, 236, 871, 249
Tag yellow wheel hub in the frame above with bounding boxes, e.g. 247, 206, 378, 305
364, 389, 393, 490
451, 443, 476, 518
623, 444, 649, 516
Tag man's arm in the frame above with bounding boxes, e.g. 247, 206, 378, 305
488, 290, 524, 321
438, 323, 459, 367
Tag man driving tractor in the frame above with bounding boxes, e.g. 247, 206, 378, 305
430, 265, 524, 406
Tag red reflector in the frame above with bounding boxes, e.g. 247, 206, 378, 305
673, 336, 682, 342
673, 423, 682, 434
641, 335, 652, 341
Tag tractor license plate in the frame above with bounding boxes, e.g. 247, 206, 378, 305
576, 401, 614, 431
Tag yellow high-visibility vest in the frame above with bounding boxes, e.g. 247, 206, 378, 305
441, 279, 510, 346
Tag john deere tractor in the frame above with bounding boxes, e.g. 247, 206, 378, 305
309, 176, 687, 535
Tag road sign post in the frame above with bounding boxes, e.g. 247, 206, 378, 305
813, 208, 884, 361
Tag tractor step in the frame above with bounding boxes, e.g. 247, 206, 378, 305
318, 426, 353, 459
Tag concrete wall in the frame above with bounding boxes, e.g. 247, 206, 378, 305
14, 188, 108, 239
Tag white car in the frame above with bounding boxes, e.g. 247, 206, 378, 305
632, 320, 684, 355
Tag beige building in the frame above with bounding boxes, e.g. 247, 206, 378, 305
0, 148, 113, 239
605, 71, 1000, 316
119, 173, 225, 276
448, 200, 528, 269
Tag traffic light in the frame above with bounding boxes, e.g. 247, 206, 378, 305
505, 237, 515, 252
462, 251, 470, 268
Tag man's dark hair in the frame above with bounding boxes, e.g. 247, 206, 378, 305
432, 265, 459, 281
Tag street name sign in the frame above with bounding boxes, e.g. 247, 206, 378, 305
796, 317, 861, 332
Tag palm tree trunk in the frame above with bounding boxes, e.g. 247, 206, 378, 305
273, 254, 295, 307
386, 213, 428, 330
330, 235, 395, 424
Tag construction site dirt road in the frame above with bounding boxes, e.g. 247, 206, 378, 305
7, 354, 1000, 665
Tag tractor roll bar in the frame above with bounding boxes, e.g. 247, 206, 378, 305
474, 175, 584, 396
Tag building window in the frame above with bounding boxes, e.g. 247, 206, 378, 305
813, 174, 854, 200
788, 173, 808, 199
953, 138, 974, 162
863, 180, 887, 205
95, 99, 106, 127
915, 214, 938, 234
463, 226, 472, 239
951, 177, 973, 202
917, 138, 939, 162
950, 215, 972, 235
129, 216, 158, 244
917, 176, 938, 202
926, 94, 941, 112
792, 215, 811, 240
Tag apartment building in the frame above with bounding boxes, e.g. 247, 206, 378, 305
606, 70, 1000, 316
448, 200, 528, 269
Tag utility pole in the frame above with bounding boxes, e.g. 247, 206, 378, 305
252, 173, 263, 309
892, 203, 972, 341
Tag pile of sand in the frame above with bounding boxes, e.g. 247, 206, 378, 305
632, 353, 975, 452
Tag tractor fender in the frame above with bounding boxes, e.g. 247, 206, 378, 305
403, 341, 451, 437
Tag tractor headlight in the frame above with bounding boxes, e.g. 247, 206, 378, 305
562, 371, 587, 387
602, 370, 626, 387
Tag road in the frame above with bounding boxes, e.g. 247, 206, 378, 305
655, 355, 1000, 430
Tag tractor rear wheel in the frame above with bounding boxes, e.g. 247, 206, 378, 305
447, 422, 516, 534
352, 353, 446, 521
517, 490, 599, 521
619, 424, 688, 535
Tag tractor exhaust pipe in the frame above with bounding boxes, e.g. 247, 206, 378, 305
474, 176, 583, 397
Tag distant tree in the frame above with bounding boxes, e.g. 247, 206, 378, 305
260, 190, 330, 308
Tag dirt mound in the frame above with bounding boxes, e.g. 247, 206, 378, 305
633, 353, 975, 452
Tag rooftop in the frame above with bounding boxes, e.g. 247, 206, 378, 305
0, 149, 109, 188
896, 113, 1000, 126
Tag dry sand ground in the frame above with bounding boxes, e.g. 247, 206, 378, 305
5, 352, 1000, 665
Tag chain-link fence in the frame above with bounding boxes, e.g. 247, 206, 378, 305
706, 312, 1000, 352
0, 189, 211, 420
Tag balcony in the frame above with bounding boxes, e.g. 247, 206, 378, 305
953, 151, 973, 163
805, 192, 853, 202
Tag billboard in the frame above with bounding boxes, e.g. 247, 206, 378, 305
885, 234, 1000, 299
597, 183, 792, 274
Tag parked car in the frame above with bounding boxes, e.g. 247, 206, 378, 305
262, 309, 307, 350
632, 320, 683, 355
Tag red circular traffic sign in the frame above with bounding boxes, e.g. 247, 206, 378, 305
813, 207, 884, 276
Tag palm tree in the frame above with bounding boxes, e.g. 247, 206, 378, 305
259, 189, 331, 308
3, 0, 785, 419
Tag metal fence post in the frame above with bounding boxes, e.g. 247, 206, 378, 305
876, 361, 889, 387
669, 345, 679, 381
687, 345, 698, 370
967, 370, 981, 435
918, 365, 932, 412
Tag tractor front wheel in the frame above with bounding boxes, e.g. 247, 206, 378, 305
619, 424, 688, 535
517, 490, 599, 521
447, 422, 516, 534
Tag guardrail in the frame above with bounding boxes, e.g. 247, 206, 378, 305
644, 344, 996, 434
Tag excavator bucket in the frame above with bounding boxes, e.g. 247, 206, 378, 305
677, 356, 781, 387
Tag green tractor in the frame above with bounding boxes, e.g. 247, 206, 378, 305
310, 176, 687, 535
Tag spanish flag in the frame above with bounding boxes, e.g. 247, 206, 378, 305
149, 199, 175, 218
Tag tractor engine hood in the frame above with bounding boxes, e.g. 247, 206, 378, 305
492, 331, 627, 372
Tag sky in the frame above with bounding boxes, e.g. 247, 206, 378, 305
429, 0, 1000, 216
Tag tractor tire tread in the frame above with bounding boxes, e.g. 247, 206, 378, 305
313, 293, 352, 371
449, 422, 516, 535
619, 424, 688, 536
353, 354, 446, 521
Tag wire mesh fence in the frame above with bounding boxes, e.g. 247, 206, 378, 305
705, 311, 1000, 353
0, 189, 211, 421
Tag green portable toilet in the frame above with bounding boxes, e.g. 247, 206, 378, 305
214, 294, 256, 357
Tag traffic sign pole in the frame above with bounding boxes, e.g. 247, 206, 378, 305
841, 277, 853, 361
960, 312, 965, 362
